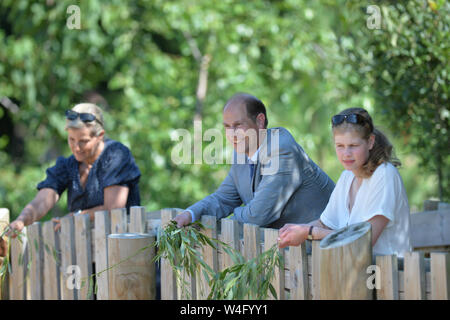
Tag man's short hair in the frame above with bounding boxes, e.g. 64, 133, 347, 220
225, 93, 268, 128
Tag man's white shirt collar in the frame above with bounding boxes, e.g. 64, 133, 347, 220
248, 147, 260, 163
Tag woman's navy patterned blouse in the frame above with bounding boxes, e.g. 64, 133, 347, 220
37, 139, 141, 213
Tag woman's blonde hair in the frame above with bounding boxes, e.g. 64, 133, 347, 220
332, 107, 401, 178
65, 103, 105, 137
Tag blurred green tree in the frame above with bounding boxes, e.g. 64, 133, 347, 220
0, 0, 446, 221
339, 0, 449, 201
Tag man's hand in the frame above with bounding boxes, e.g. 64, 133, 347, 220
277, 223, 309, 249
6, 220, 25, 238
173, 211, 192, 228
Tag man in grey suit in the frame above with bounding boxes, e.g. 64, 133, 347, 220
174, 93, 335, 229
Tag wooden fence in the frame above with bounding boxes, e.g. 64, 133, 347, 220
1, 206, 156, 300
1, 207, 449, 300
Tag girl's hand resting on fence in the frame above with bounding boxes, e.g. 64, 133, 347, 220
277, 224, 309, 249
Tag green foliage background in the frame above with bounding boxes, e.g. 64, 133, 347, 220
0, 0, 448, 220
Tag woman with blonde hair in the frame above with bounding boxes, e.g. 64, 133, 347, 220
6, 103, 141, 236
278, 108, 411, 256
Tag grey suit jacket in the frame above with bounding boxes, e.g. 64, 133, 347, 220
187, 127, 335, 229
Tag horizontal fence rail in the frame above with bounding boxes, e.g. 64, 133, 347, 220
0, 207, 449, 300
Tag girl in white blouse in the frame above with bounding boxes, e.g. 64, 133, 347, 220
278, 108, 411, 256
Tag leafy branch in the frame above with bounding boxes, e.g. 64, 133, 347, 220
0, 226, 59, 291
207, 244, 283, 300
154, 220, 284, 300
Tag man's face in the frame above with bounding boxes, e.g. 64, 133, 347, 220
223, 103, 262, 155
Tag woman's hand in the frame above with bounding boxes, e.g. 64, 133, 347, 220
52, 211, 78, 232
52, 218, 61, 232
0, 236, 7, 257
7, 188, 59, 237
278, 223, 310, 249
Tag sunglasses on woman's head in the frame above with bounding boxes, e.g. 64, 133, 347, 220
65, 110, 101, 125
331, 113, 373, 132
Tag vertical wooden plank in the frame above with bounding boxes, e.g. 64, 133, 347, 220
243, 223, 261, 261
74, 214, 93, 300
220, 219, 240, 270
175, 215, 196, 300
197, 215, 218, 299
9, 231, 27, 300
404, 251, 426, 300
129, 206, 147, 234
0, 208, 9, 233
288, 243, 309, 300
243, 223, 260, 300
110, 208, 127, 234
375, 255, 399, 300
430, 252, 450, 300
42, 220, 60, 300
311, 240, 321, 300
160, 209, 177, 300
147, 213, 161, 237
145, 210, 159, 301
177, 263, 196, 299
263, 228, 284, 300
94, 210, 111, 300
0, 208, 10, 300
59, 215, 76, 300
130, 206, 156, 299
27, 222, 43, 300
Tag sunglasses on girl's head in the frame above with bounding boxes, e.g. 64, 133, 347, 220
331, 113, 373, 132
65, 110, 100, 124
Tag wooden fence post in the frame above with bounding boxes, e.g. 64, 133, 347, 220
404, 251, 426, 300
319, 222, 373, 299
243, 223, 261, 261
430, 252, 450, 300
42, 220, 60, 300
107, 233, 155, 300
263, 228, 285, 300
375, 254, 399, 300
130, 206, 147, 233
288, 242, 309, 300
197, 215, 218, 299
111, 208, 128, 234
60, 216, 76, 300
9, 229, 28, 300
27, 222, 44, 300
311, 240, 321, 300
220, 219, 240, 270
74, 214, 93, 300
94, 210, 111, 300
160, 209, 178, 300
242, 223, 261, 300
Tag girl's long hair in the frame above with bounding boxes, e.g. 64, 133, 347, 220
332, 107, 401, 178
